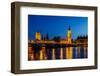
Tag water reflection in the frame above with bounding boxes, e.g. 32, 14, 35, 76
28, 46, 88, 60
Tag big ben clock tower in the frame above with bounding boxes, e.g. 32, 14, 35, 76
67, 26, 72, 44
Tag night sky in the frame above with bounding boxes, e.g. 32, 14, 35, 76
28, 15, 88, 40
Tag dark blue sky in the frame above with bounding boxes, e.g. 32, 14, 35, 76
28, 15, 88, 40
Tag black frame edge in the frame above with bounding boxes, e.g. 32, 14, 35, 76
11, 2, 16, 73
94, 7, 98, 69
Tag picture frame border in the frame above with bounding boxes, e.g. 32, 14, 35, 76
11, 1, 98, 74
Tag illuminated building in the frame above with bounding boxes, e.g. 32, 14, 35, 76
77, 36, 88, 44
67, 26, 72, 44
35, 32, 41, 40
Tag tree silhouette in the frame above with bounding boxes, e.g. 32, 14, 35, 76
53, 36, 61, 42
46, 33, 49, 40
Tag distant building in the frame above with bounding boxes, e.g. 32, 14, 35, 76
60, 39, 67, 44
67, 26, 72, 44
35, 32, 41, 40
33, 26, 72, 44
77, 36, 88, 44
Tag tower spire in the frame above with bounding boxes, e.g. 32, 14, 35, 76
68, 26, 71, 30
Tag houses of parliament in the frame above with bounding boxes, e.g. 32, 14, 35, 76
28, 26, 88, 60
30, 26, 72, 44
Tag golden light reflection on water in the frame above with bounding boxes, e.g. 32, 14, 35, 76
66, 47, 73, 59
28, 46, 87, 60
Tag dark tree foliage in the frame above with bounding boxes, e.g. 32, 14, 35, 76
46, 33, 49, 40
53, 36, 61, 42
